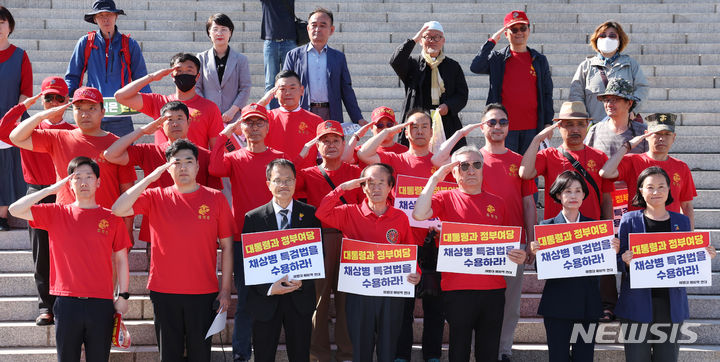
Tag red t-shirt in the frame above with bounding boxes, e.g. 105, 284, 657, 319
30, 128, 137, 208
351, 142, 408, 165
431, 188, 508, 291
126, 141, 222, 242
133, 186, 235, 294
30, 204, 131, 299
208, 135, 286, 238
0, 104, 76, 185
501, 50, 538, 131
481, 148, 537, 243
265, 108, 323, 170
316, 187, 418, 246
616, 153, 697, 213
0, 45, 33, 98
297, 163, 364, 227
535, 147, 615, 220
139, 93, 223, 149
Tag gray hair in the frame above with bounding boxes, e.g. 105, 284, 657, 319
450, 145, 484, 164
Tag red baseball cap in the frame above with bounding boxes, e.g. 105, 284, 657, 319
504, 10, 529, 28
371, 106, 396, 124
240, 103, 268, 122
72, 86, 103, 104
316, 120, 344, 138
41, 76, 69, 97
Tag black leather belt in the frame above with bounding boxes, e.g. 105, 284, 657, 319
310, 102, 330, 108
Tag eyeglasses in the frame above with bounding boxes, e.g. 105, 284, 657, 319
599, 96, 625, 104
509, 25, 528, 34
374, 121, 395, 129
597, 33, 618, 39
44, 94, 66, 103
241, 120, 267, 128
485, 118, 509, 127
422, 35, 444, 42
458, 161, 482, 172
210, 27, 231, 34
270, 178, 295, 186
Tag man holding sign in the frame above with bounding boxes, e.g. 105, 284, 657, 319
316, 163, 420, 362
616, 167, 715, 361
112, 140, 234, 362
242, 158, 321, 362
413, 146, 526, 362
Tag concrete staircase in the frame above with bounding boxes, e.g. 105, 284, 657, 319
1, 0, 720, 360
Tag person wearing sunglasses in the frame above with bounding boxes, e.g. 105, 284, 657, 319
569, 21, 648, 126
470, 10, 554, 156
390, 20, 469, 152
343, 106, 408, 165
0, 76, 76, 325
414, 146, 528, 362
433, 103, 538, 361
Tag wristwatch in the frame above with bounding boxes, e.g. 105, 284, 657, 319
118, 292, 130, 300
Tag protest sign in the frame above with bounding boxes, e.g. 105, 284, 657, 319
611, 189, 629, 233
437, 222, 522, 276
629, 231, 712, 288
535, 220, 616, 280
241, 228, 324, 285
337, 238, 417, 298
394, 174, 457, 229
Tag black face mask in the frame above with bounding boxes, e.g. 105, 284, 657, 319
174, 74, 197, 92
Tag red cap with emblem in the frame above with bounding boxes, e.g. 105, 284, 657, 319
503, 10, 529, 28
316, 120, 344, 138
72, 86, 103, 104
41, 76, 69, 96
371, 106, 396, 124
240, 103, 268, 122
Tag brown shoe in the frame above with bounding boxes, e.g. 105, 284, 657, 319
36, 313, 54, 326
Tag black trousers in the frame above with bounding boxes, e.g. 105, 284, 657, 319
444, 289, 505, 362
53, 296, 114, 362
27, 185, 56, 313
150, 291, 217, 362
600, 274, 618, 312
543, 318, 595, 362
396, 293, 444, 360
346, 294, 405, 362
622, 296, 680, 362
252, 294, 312, 362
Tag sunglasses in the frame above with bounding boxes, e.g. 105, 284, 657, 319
44, 94, 66, 103
485, 118, 509, 127
458, 161, 483, 172
374, 121, 395, 129
509, 25, 528, 33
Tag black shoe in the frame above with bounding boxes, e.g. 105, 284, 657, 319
499, 354, 511, 362
36, 313, 54, 326
0, 218, 9, 231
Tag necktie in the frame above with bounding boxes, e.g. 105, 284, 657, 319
279, 209, 289, 230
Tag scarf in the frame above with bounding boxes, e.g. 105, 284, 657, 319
422, 50, 446, 106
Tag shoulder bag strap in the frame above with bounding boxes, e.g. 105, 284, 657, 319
318, 165, 348, 204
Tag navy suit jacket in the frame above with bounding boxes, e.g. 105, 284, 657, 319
615, 210, 691, 323
536, 212, 603, 321
283, 44, 364, 123
242, 200, 320, 322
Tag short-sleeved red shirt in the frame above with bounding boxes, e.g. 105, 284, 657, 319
481, 148, 537, 243
265, 108, 323, 170
30, 128, 137, 208
139, 93, 223, 149
30, 204, 131, 299
535, 146, 615, 220
616, 153, 697, 213
208, 135, 286, 238
133, 186, 235, 294
431, 188, 508, 291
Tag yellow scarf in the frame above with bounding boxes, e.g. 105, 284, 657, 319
422, 50, 446, 106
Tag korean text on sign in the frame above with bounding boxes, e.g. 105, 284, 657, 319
337, 238, 417, 298
437, 222, 522, 276
534, 220, 617, 280
629, 231, 712, 289
394, 174, 457, 229
241, 228, 325, 285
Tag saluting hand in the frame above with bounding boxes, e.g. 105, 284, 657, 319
535, 121, 560, 143
141, 115, 169, 135
147, 160, 174, 182
413, 24, 431, 43
491, 26, 507, 43
460, 122, 484, 137
46, 174, 73, 195
432, 160, 460, 181
339, 176, 371, 191
386, 121, 413, 137
220, 119, 241, 138
259, 85, 278, 106
22, 93, 43, 109
150, 65, 180, 82
629, 131, 655, 150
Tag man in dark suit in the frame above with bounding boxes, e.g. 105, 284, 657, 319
282, 7, 366, 125
242, 158, 320, 362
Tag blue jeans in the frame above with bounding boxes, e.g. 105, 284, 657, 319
100, 116, 134, 137
505, 128, 538, 155
263, 39, 297, 109
232, 241, 252, 360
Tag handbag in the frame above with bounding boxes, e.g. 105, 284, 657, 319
281, 0, 310, 46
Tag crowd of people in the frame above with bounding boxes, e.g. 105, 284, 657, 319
0, 1, 716, 362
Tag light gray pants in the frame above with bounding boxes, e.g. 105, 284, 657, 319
498, 262, 526, 358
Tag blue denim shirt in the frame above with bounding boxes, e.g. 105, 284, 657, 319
306, 44, 329, 103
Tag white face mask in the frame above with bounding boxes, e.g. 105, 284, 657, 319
597, 37, 619, 54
